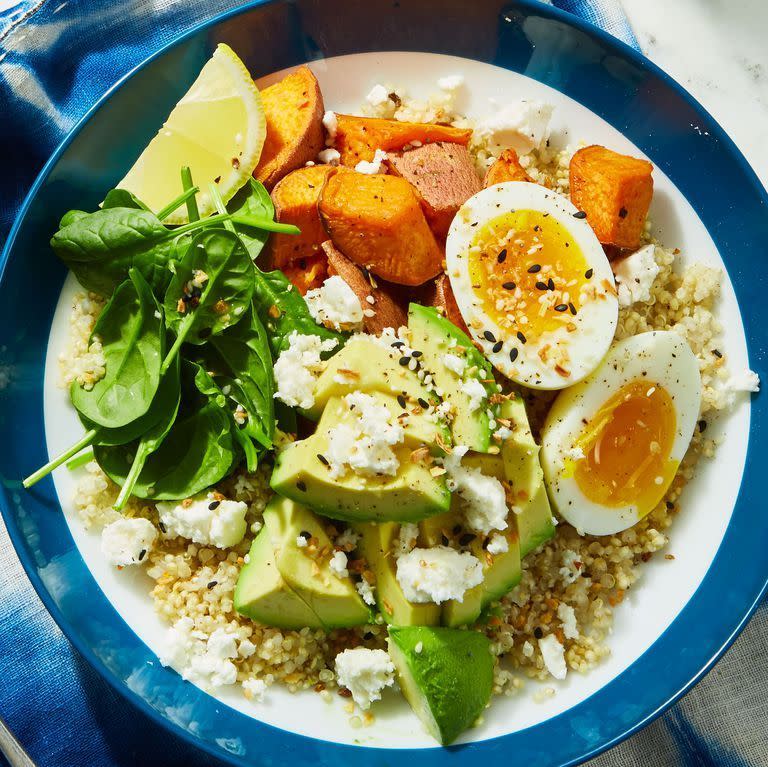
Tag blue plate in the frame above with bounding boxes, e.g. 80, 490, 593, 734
1, 1, 766, 765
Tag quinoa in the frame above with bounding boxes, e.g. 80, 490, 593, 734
60, 87, 745, 707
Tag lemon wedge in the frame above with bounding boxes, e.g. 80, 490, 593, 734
116, 43, 266, 223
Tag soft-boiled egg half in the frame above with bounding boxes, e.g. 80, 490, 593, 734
446, 182, 618, 389
540, 331, 702, 536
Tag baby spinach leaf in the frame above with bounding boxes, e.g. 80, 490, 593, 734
252, 267, 344, 358
95, 398, 235, 501
161, 229, 255, 373
226, 179, 274, 261
112, 357, 182, 510
102, 189, 149, 211
71, 268, 163, 429
59, 210, 89, 228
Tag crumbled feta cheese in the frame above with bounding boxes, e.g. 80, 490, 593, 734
273, 332, 338, 409
159, 618, 240, 690
396, 545, 484, 603
322, 110, 338, 141
305, 275, 364, 331
494, 425, 512, 441
557, 602, 579, 640
522, 640, 534, 658
156, 494, 247, 549
326, 392, 404, 478
355, 148, 389, 174
442, 352, 467, 377
437, 74, 464, 91
614, 244, 660, 307
727, 368, 760, 393
538, 634, 567, 680
296, 534, 308, 548
559, 549, 582, 584
487, 533, 509, 555
356, 578, 376, 606
335, 647, 395, 709
460, 377, 488, 412
366, 84, 391, 107
329, 550, 349, 579
100, 517, 156, 566
395, 522, 419, 558
238, 639, 256, 658
443, 446, 508, 535
564, 445, 585, 462
336, 527, 361, 550
243, 677, 267, 701
317, 148, 341, 165
476, 100, 554, 155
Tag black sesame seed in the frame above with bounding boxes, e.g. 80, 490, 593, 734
397, 394, 407, 408
547, 278, 555, 291
509, 347, 519, 362
569, 302, 577, 315
459, 533, 476, 546
503, 281, 516, 290
411, 350, 423, 357
399, 356, 410, 366
527, 263, 541, 273
712, 349, 723, 359
441, 534, 450, 546
471, 221, 478, 227
158, 521, 167, 533
516, 331, 527, 344
554, 304, 568, 312
497, 248, 507, 264
483, 330, 496, 342
418, 397, 430, 409
317, 453, 329, 465
573, 210, 587, 219
534, 627, 544, 639
698, 419, 707, 433
535, 281, 548, 291
296, 481, 307, 492
391, 340, 406, 348
300, 530, 311, 540
585, 268, 594, 279
666, 500, 675, 510
208, 501, 220, 511
492, 341, 503, 353
138, 549, 146, 561
618, 207, 628, 219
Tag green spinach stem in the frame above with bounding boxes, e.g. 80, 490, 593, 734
113, 444, 148, 511
156, 186, 201, 221
66, 449, 94, 470
23, 428, 98, 488
181, 167, 200, 222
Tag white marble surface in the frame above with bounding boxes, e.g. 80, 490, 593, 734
623, 0, 768, 189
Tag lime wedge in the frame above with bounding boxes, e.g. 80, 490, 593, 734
387, 626, 494, 745
116, 43, 266, 223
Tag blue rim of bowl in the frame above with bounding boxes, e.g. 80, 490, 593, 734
1, 1, 766, 765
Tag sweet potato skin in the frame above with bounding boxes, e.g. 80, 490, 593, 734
282, 254, 328, 295
322, 241, 407, 334
419, 273, 469, 335
569, 145, 653, 249
483, 148, 531, 187
333, 114, 472, 167
386, 142, 482, 240
255, 66, 325, 190
267, 164, 339, 269
318, 172, 443, 286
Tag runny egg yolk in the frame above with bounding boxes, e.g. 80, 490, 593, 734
468, 209, 590, 341
573, 380, 678, 515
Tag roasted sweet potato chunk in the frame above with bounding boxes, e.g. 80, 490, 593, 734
569, 145, 653, 249
255, 66, 325, 189
319, 172, 443, 286
333, 114, 472, 167
322, 241, 407, 334
267, 164, 340, 268
282, 254, 327, 295
387, 142, 482, 240
483, 148, 531, 187
419, 273, 469, 335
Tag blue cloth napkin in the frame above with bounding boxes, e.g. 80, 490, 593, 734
0, 2, 765, 766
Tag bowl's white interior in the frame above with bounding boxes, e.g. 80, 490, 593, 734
45, 52, 751, 748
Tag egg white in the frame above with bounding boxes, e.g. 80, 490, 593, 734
445, 182, 618, 390
540, 331, 702, 536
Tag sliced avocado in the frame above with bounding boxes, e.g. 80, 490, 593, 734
271, 429, 450, 523
408, 304, 498, 453
263, 496, 370, 628
357, 522, 441, 626
499, 397, 555, 557
234, 527, 324, 629
387, 626, 494, 745
317, 392, 450, 454
307, 336, 436, 420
